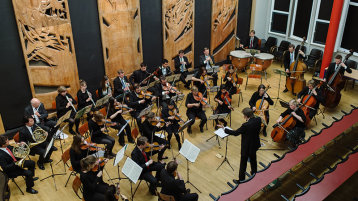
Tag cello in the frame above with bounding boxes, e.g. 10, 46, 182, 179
254, 85, 271, 129
300, 86, 318, 126
271, 106, 300, 143
321, 50, 353, 108
286, 37, 307, 95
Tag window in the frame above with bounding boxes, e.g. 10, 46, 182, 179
312, 0, 333, 45
270, 0, 291, 34
341, 2, 358, 51
291, 0, 314, 39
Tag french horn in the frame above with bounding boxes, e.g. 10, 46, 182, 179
12, 143, 30, 168
29, 126, 48, 148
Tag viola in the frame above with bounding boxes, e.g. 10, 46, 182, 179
115, 103, 133, 111
163, 82, 181, 94
200, 74, 212, 88
80, 141, 102, 151
137, 90, 155, 100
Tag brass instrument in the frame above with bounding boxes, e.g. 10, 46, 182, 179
29, 126, 48, 148
12, 143, 30, 168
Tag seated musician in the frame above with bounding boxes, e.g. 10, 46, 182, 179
141, 112, 168, 161
239, 30, 259, 50
131, 136, 165, 195
185, 86, 207, 133
70, 135, 97, 173
98, 75, 112, 99
157, 59, 172, 77
56, 86, 79, 135
77, 80, 95, 116
162, 100, 182, 150
130, 63, 158, 87
297, 80, 323, 120
80, 155, 110, 201
0, 135, 38, 194
276, 99, 306, 146
24, 98, 57, 141
214, 85, 233, 129
283, 44, 306, 93
108, 97, 134, 146
149, 75, 180, 108
191, 67, 210, 98
174, 50, 191, 89
324, 54, 352, 82
113, 70, 130, 99
249, 84, 274, 136
160, 160, 199, 201
223, 65, 239, 95
88, 111, 116, 158
104, 184, 129, 201
19, 116, 55, 170
199, 47, 218, 86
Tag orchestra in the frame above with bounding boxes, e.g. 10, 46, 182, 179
214, 85, 232, 129
113, 70, 130, 99
56, 86, 80, 135
185, 86, 207, 133
199, 47, 218, 86
174, 50, 191, 89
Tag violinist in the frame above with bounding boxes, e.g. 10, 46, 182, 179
77, 80, 95, 113
130, 63, 158, 87
141, 112, 168, 161
324, 54, 352, 82
157, 59, 172, 77
297, 80, 323, 120
223, 65, 239, 95
249, 84, 273, 136
88, 111, 116, 158
214, 85, 232, 129
160, 160, 199, 201
185, 86, 207, 133
70, 135, 97, 173
80, 155, 110, 201
108, 97, 134, 146
192, 67, 210, 97
199, 47, 218, 86
56, 86, 79, 135
98, 75, 113, 99
113, 70, 130, 99
239, 30, 259, 50
174, 50, 191, 89
131, 136, 165, 195
151, 76, 180, 107
283, 44, 306, 93
162, 100, 182, 150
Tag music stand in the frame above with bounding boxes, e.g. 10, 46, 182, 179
137, 105, 153, 119
176, 119, 193, 143
272, 69, 287, 106
185, 74, 194, 82
179, 139, 201, 193
40, 134, 66, 190
206, 113, 229, 148
54, 110, 71, 154
209, 86, 220, 93
214, 127, 234, 171
279, 100, 290, 109
96, 95, 111, 108
148, 80, 160, 88
110, 145, 129, 182
122, 157, 143, 200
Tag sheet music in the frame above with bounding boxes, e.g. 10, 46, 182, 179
114, 144, 127, 166
179, 139, 200, 163
91, 150, 105, 158
214, 127, 232, 138
44, 135, 55, 158
122, 157, 143, 184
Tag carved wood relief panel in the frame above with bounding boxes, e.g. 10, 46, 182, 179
211, 0, 238, 63
12, 0, 80, 109
163, 0, 194, 69
98, 0, 143, 78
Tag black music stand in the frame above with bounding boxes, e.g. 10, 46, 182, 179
216, 134, 234, 171
206, 113, 228, 148
272, 68, 287, 106
177, 119, 193, 143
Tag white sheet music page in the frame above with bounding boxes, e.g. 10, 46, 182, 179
122, 157, 142, 184
214, 127, 230, 138
114, 144, 127, 166
179, 139, 200, 163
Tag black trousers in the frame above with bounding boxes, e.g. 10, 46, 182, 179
239, 152, 257, 181
141, 162, 165, 191
15, 160, 36, 189
180, 193, 199, 201
208, 72, 218, 86
30, 142, 54, 164
166, 123, 181, 146
187, 111, 207, 129
85, 181, 109, 201
214, 106, 231, 126
150, 136, 168, 160
111, 116, 133, 143
92, 135, 115, 153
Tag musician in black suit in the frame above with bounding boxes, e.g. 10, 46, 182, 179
113, 70, 130, 99
130, 63, 157, 87
24, 98, 57, 140
157, 59, 172, 77
219, 108, 261, 182
131, 136, 165, 195
161, 100, 182, 150
199, 47, 218, 86
214, 85, 233, 129
174, 50, 191, 89
297, 80, 323, 120
324, 54, 352, 82
283, 44, 306, 93
69, 135, 96, 173
240, 30, 259, 49
98, 75, 113, 99
160, 161, 198, 201
185, 86, 207, 133
0, 135, 38, 194
56, 86, 79, 135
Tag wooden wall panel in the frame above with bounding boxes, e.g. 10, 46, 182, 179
98, 0, 143, 78
211, 0, 238, 63
163, 0, 195, 69
11, 0, 80, 109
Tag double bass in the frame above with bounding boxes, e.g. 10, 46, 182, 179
321, 50, 353, 108
286, 37, 307, 95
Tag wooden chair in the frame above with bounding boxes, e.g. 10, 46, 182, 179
235, 77, 244, 107
99, 107, 107, 117
13, 132, 20, 143
78, 122, 89, 137
158, 192, 176, 201
72, 176, 83, 199
245, 64, 263, 90
63, 148, 77, 187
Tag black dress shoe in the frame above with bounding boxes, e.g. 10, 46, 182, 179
160, 156, 168, 160
283, 88, 288, 93
37, 161, 45, 170
200, 127, 204, 133
69, 129, 76, 135
45, 159, 53, 163
26, 188, 38, 194
187, 127, 192, 134
128, 139, 135, 144
33, 177, 39, 181
52, 146, 58, 151
233, 179, 239, 185
119, 142, 125, 147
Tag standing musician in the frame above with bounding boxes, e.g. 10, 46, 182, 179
113, 70, 130, 99
185, 86, 207, 133
324, 54, 352, 82
0, 135, 38, 194
162, 100, 182, 150
297, 80, 323, 121
240, 30, 259, 50
77, 80, 96, 111
70, 135, 97, 173
214, 85, 233, 129
174, 50, 191, 89
249, 84, 274, 136
108, 97, 134, 146
218, 108, 261, 183
192, 67, 211, 97
19, 116, 55, 170
131, 136, 165, 195
160, 160, 199, 201
141, 112, 168, 161
80, 155, 110, 201
88, 111, 116, 158
130, 63, 158, 87
157, 59, 172, 77
24, 98, 57, 141
223, 65, 239, 95
98, 75, 113, 99
283, 44, 306, 93
199, 47, 218, 86
56, 86, 79, 135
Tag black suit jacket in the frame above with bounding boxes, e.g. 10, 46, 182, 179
325, 62, 352, 81
199, 54, 215, 68
19, 125, 40, 144
129, 70, 150, 86
24, 104, 48, 122
157, 66, 172, 77
283, 51, 307, 70
174, 56, 191, 72
113, 76, 130, 98
0, 146, 23, 178
297, 86, 323, 108
131, 146, 151, 175
224, 117, 261, 156
56, 93, 77, 118
160, 169, 186, 201
243, 36, 259, 49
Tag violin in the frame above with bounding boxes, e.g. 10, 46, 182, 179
143, 142, 162, 152
200, 74, 212, 88
254, 85, 271, 128
150, 116, 166, 128
92, 157, 108, 172
163, 82, 181, 94
193, 92, 209, 106
115, 103, 133, 111
80, 141, 102, 151
169, 108, 185, 122
137, 90, 155, 100
220, 91, 232, 106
